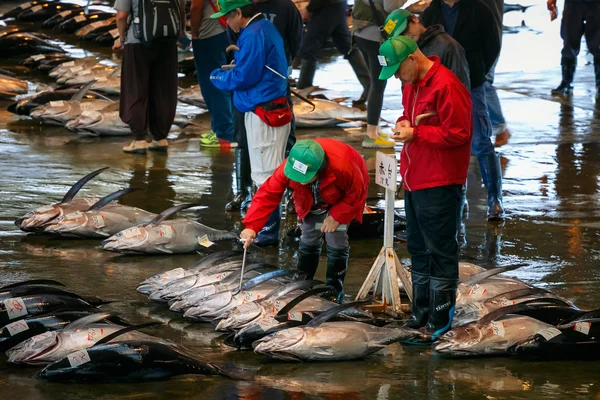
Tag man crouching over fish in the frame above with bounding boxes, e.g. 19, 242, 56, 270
379, 36, 472, 342
240, 139, 369, 303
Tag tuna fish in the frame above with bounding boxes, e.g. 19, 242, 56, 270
0, 73, 28, 99
0, 33, 65, 56
16, 2, 82, 22
66, 108, 130, 136
15, 167, 109, 232
178, 85, 207, 108
292, 88, 367, 128
102, 204, 238, 254
57, 11, 116, 34
75, 17, 116, 41
253, 303, 417, 361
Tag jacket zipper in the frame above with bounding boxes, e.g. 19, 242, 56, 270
403, 86, 420, 192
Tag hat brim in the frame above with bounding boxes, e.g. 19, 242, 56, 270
379, 62, 400, 80
284, 162, 318, 184
210, 11, 227, 18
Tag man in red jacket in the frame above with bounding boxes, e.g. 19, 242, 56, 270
240, 139, 369, 303
379, 36, 472, 340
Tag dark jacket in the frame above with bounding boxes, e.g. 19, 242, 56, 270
418, 24, 470, 89
307, 0, 346, 14
255, 0, 303, 66
422, 0, 500, 89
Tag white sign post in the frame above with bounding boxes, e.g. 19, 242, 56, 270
355, 152, 412, 315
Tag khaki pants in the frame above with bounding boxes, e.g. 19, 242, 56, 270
244, 112, 290, 186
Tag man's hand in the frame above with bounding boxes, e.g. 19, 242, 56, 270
226, 44, 240, 53
112, 38, 124, 52
240, 229, 256, 249
395, 119, 411, 130
547, 0, 558, 21
320, 216, 340, 233
300, 7, 310, 21
390, 127, 414, 143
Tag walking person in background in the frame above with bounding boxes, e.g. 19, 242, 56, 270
112, 0, 185, 154
547, 0, 600, 97
352, 0, 406, 149
422, 0, 505, 221
296, 0, 371, 106
210, 0, 291, 246
191, 0, 237, 149
378, 36, 472, 340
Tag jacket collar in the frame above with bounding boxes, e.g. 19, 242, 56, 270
431, 0, 470, 35
240, 13, 264, 33
415, 56, 441, 87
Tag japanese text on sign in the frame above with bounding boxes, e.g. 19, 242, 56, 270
375, 152, 397, 191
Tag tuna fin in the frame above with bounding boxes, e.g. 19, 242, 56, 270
63, 312, 117, 332
238, 269, 292, 293
1, 279, 66, 289
559, 308, 600, 325
0, 69, 17, 77
70, 80, 95, 102
478, 298, 576, 325
79, 295, 112, 306
211, 363, 256, 380
306, 301, 368, 328
263, 280, 324, 301
60, 167, 109, 204
485, 287, 550, 303
145, 203, 202, 227
88, 188, 139, 211
274, 287, 330, 322
92, 322, 163, 346
464, 263, 529, 286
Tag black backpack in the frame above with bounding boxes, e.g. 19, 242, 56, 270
135, 0, 182, 47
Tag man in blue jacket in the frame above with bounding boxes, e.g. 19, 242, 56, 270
211, 0, 291, 245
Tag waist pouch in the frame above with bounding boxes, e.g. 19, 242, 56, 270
254, 97, 292, 128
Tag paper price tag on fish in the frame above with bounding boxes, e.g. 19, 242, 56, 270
65, 211, 83, 220
30, 5, 43, 12
575, 322, 591, 335
70, 66, 83, 73
5, 320, 29, 336
95, 77, 108, 82
91, 214, 105, 228
110, 28, 119, 39
538, 327, 561, 341
59, 10, 72, 17
4, 297, 28, 320
67, 350, 91, 368
35, 205, 55, 213
500, 299, 516, 307
122, 227, 141, 238
20, 2, 32, 9
273, 300, 286, 313
62, 61, 76, 67
31, 331, 55, 343
213, 271, 231, 281
159, 225, 173, 239
31, 55, 46, 61
74, 15, 87, 22
50, 101, 65, 108
468, 284, 487, 297
257, 318, 278, 331
288, 312, 303, 321
490, 321, 505, 337
198, 235, 214, 248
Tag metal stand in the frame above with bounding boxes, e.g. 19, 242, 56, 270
355, 152, 412, 316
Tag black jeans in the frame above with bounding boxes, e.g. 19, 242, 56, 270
354, 36, 387, 126
405, 184, 462, 291
299, 2, 351, 61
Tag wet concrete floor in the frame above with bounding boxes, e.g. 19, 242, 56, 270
1, 1, 600, 399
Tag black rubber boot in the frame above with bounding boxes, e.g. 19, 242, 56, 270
403, 271, 429, 329
225, 148, 252, 212
346, 48, 370, 105
324, 246, 349, 304
294, 241, 322, 280
478, 152, 504, 221
551, 58, 576, 95
297, 59, 317, 90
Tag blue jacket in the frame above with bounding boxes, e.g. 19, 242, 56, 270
210, 15, 288, 113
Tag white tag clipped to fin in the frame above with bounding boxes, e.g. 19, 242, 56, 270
538, 327, 561, 341
490, 321, 505, 337
67, 349, 91, 368
5, 320, 29, 336
91, 214, 105, 229
62, 61, 76, 67
4, 297, 28, 320
159, 225, 173, 239
74, 14, 87, 22
575, 322, 591, 335
30, 5, 42, 12
50, 101, 65, 108
288, 311, 302, 321
198, 234, 214, 247
31, 54, 46, 61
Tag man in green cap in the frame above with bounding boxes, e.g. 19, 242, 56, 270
210, 0, 291, 246
240, 138, 369, 303
383, 9, 469, 88
379, 36, 472, 340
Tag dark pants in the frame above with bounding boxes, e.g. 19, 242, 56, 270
355, 36, 387, 126
299, 2, 352, 61
405, 185, 461, 290
120, 43, 178, 141
192, 32, 235, 142
561, 1, 600, 61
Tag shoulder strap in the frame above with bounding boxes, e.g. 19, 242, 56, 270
366, 0, 387, 38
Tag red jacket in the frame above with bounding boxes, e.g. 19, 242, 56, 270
244, 138, 369, 232
398, 57, 472, 192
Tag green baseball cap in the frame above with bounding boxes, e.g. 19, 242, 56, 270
210, 0, 252, 18
378, 36, 418, 80
383, 9, 412, 37
284, 140, 325, 184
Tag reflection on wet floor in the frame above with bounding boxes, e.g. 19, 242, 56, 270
2, 0, 600, 399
